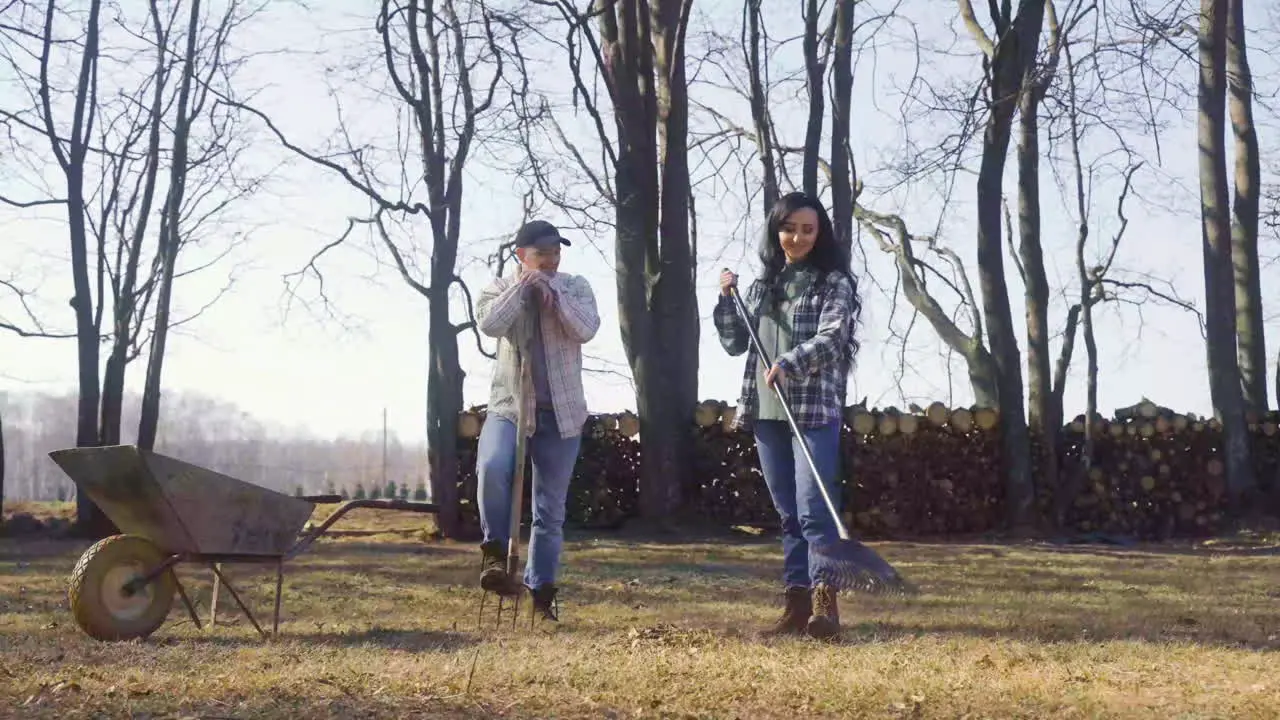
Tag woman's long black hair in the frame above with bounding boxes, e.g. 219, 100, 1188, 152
756, 190, 864, 359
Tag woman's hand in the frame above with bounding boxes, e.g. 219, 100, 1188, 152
719, 269, 738, 296
764, 363, 787, 389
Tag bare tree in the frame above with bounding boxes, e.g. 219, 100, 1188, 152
138, 0, 260, 450
20, 0, 107, 534
227, 0, 526, 537
1225, 0, 1265, 414
1198, 0, 1255, 510
957, 0, 1049, 531
1013, 0, 1064, 496
100, 0, 253, 450
521, 0, 698, 520
1, 0, 264, 535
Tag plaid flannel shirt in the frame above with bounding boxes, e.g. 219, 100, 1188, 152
714, 270, 857, 432
477, 268, 600, 439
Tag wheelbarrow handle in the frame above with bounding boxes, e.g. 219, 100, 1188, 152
300, 494, 344, 504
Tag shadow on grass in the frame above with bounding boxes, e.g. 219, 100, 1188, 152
831, 617, 1280, 652
615, 602, 1280, 653
4, 690, 528, 720
164, 625, 483, 652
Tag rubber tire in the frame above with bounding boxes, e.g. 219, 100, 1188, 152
68, 534, 176, 642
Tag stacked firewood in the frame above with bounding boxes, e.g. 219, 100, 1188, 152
453, 398, 1277, 539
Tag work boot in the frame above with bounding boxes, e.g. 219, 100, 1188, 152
479, 540, 518, 596
760, 586, 812, 637
807, 582, 841, 640
527, 584, 559, 623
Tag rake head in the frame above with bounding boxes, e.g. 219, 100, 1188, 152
810, 538, 918, 596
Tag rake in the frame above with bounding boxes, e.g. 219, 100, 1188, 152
726, 273, 916, 596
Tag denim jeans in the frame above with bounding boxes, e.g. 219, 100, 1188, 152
476, 408, 582, 588
752, 419, 843, 588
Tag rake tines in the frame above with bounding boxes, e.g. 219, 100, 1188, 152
810, 540, 917, 596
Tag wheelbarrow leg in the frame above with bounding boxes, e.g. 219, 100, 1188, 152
209, 563, 221, 628
172, 571, 203, 632
273, 559, 284, 635
207, 563, 267, 639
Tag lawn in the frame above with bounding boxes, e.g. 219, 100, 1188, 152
1, 501, 1278, 719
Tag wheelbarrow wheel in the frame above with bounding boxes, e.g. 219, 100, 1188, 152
68, 534, 176, 642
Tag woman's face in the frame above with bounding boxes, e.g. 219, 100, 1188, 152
778, 207, 819, 263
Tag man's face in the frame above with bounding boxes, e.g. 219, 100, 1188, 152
517, 242, 562, 274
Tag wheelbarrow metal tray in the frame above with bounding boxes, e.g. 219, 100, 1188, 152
48, 445, 314, 557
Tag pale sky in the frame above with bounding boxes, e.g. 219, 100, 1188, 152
2, 0, 1279, 444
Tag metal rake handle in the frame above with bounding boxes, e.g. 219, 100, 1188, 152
724, 271, 852, 541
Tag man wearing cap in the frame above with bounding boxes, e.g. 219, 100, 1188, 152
473, 220, 600, 622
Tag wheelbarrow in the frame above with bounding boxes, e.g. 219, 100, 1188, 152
47, 444, 440, 642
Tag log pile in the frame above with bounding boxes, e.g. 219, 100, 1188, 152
453, 398, 1279, 539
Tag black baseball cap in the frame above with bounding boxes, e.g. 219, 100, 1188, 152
514, 220, 571, 248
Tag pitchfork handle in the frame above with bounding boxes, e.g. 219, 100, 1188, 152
724, 271, 852, 541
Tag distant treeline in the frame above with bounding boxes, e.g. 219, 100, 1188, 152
1, 390, 428, 501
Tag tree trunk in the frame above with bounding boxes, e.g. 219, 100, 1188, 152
800, 0, 823, 196
829, 0, 855, 255
744, 0, 778, 215
1198, 0, 1256, 511
649, 0, 698, 520
973, 0, 1045, 533
60, 0, 111, 537
1017, 75, 1057, 521
597, 0, 693, 523
614, 147, 666, 516
426, 279, 463, 538
139, 0, 201, 453
137, 224, 177, 452
99, 351, 127, 446
965, 350, 1000, 408
1226, 0, 1266, 414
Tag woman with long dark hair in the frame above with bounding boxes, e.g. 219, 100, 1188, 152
714, 191, 864, 640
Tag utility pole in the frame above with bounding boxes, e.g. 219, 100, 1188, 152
381, 407, 388, 489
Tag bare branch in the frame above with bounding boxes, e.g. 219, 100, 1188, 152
0, 278, 75, 339
281, 216, 378, 318
957, 0, 996, 58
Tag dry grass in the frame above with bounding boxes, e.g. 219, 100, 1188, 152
1, 502, 1278, 719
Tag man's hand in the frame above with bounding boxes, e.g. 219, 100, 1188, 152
521, 270, 556, 312
764, 363, 787, 389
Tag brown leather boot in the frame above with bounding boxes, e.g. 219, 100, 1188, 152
479, 540, 518, 596
760, 586, 812, 637
807, 582, 841, 640
527, 584, 559, 623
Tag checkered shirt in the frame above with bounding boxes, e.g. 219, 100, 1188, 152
714, 271, 857, 432
477, 268, 600, 438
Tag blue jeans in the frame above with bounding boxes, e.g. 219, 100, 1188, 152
476, 409, 582, 588
752, 419, 843, 588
